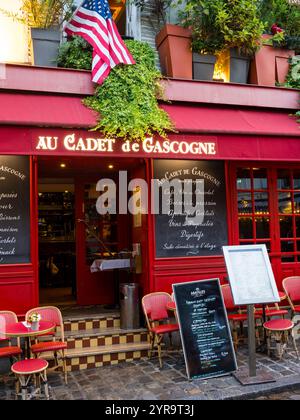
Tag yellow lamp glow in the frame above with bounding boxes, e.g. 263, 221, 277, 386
0, 0, 31, 64
213, 50, 230, 83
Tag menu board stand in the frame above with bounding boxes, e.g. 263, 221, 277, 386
223, 245, 279, 386
173, 279, 237, 381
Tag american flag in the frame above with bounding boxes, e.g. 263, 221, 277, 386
64, 0, 135, 84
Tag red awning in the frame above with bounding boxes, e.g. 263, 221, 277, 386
0, 93, 299, 137
0, 93, 97, 127
161, 104, 300, 137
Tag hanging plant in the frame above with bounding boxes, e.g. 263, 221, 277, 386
83, 39, 175, 141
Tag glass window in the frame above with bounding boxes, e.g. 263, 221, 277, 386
253, 169, 268, 190
296, 217, 300, 237
293, 170, 300, 190
256, 218, 270, 239
294, 192, 300, 214
278, 169, 291, 190
238, 193, 252, 214
254, 192, 269, 214
280, 216, 293, 238
239, 218, 253, 239
281, 240, 294, 253
237, 168, 251, 190
278, 192, 292, 214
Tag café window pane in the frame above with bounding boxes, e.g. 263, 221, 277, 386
278, 192, 292, 214
253, 169, 268, 190
294, 192, 300, 214
256, 218, 270, 239
239, 218, 253, 239
238, 193, 252, 214
254, 192, 269, 214
237, 169, 251, 190
256, 241, 271, 253
281, 240, 294, 253
297, 241, 300, 252
280, 216, 293, 238
293, 171, 300, 190
277, 169, 291, 190
282, 256, 295, 263
296, 217, 300, 237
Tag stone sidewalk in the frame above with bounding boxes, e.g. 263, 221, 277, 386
1, 345, 300, 400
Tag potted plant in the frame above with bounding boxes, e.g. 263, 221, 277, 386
0, 0, 74, 67
216, 0, 264, 84
28, 312, 42, 331
180, 0, 228, 81
250, 0, 299, 86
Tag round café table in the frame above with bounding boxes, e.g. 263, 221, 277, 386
4, 321, 56, 359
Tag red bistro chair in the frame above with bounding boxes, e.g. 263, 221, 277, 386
25, 307, 68, 384
221, 284, 262, 351
283, 277, 300, 319
0, 311, 22, 366
142, 293, 179, 368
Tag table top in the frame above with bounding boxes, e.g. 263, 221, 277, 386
3, 321, 56, 338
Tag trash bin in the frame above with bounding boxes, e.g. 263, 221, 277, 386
120, 283, 140, 329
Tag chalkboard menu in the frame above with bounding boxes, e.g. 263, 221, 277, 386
154, 160, 228, 258
173, 279, 237, 380
0, 156, 30, 264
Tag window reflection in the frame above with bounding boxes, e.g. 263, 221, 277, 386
238, 193, 252, 214
293, 171, 300, 190
294, 192, 300, 214
254, 192, 269, 214
253, 169, 268, 190
278, 192, 292, 214
237, 169, 251, 190
278, 169, 291, 190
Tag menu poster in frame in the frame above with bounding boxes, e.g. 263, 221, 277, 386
223, 245, 280, 306
0, 156, 30, 264
173, 279, 237, 381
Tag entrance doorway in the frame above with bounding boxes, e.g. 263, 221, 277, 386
37, 156, 146, 307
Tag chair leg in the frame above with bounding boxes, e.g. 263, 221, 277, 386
157, 335, 163, 369
62, 350, 68, 385
149, 333, 155, 359
291, 330, 299, 360
41, 370, 50, 400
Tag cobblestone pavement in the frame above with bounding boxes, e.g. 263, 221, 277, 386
255, 390, 300, 400
1, 346, 300, 400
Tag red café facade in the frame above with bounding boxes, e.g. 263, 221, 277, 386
0, 64, 300, 317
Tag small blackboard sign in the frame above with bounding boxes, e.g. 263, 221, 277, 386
153, 160, 228, 258
173, 279, 237, 380
0, 156, 30, 264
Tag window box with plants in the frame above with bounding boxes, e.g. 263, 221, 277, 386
0, 0, 74, 67
249, 0, 299, 86
154, 0, 264, 83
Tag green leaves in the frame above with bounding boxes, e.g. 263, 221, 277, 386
83, 40, 174, 141
0, 0, 74, 28
57, 36, 93, 70
180, 0, 264, 56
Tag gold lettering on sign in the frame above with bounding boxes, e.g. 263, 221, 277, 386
36, 134, 217, 156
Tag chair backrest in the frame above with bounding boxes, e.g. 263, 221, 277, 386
221, 284, 237, 312
142, 293, 172, 328
26, 306, 64, 341
283, 277, 300, 310
0, 311, 18, 341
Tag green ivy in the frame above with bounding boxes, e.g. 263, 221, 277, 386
83, 40, 174, 141
57, 36, 93, 70
285, 56, 300, 89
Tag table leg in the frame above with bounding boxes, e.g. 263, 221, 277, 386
25, 337, 31, 359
